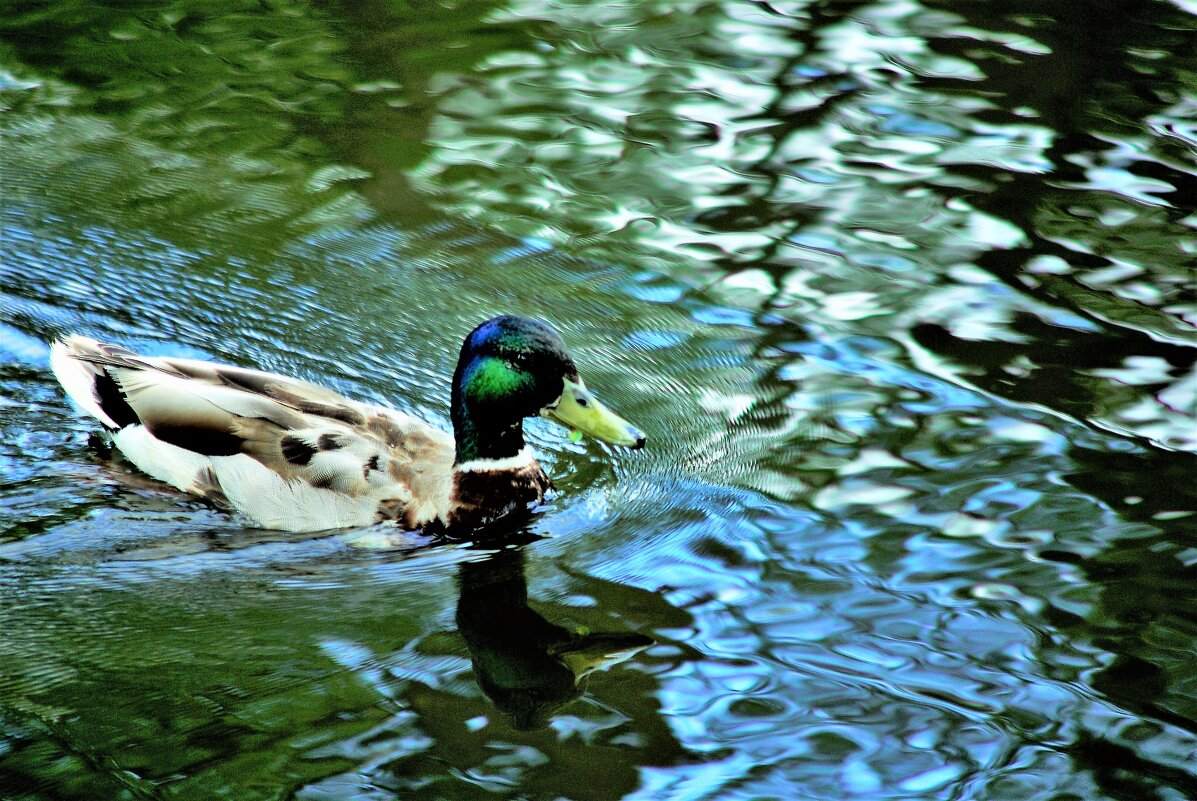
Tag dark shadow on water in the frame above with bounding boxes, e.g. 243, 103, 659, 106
361, 537, 702, 801
456, 545, 654, 730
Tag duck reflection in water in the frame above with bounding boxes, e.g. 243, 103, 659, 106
456, 546, 653, 730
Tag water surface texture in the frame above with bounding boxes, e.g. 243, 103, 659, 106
2, 1, 1196, 799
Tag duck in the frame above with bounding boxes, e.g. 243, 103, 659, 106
50, 315, 645, 534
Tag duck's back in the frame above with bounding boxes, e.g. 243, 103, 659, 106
50, 335, 455, 531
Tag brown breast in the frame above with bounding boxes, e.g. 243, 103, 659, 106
443, 462, 552, 534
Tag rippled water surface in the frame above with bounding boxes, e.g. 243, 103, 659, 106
2, 1, 1196, 799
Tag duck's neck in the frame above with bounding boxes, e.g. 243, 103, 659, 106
445, 401, 551, 533
451, 406, 529, 468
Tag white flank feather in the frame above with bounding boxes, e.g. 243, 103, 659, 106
208, 455, 383, 531
113, 425, 210, 491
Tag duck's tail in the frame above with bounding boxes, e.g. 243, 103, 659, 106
49, 335, 141, 431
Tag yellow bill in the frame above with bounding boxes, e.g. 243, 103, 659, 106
542, 378, 645, 449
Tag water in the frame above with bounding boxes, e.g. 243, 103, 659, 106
1, 1, 1195, 799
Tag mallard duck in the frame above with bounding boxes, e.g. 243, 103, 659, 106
50, 315, 645, 533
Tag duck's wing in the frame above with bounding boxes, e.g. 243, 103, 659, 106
51, 336, 455, 531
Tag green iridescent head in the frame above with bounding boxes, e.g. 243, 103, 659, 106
450, 315, 644, 463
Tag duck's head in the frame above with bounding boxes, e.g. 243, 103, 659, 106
450, 315, 645, 463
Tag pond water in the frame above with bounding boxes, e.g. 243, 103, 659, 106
1, 1, 1195, 799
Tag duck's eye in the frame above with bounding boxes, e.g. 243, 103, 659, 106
511, 352, 530, 368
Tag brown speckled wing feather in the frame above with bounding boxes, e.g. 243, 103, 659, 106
55, 336, 455, 530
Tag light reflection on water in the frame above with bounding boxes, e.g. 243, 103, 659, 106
1, 0, 1196, 799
